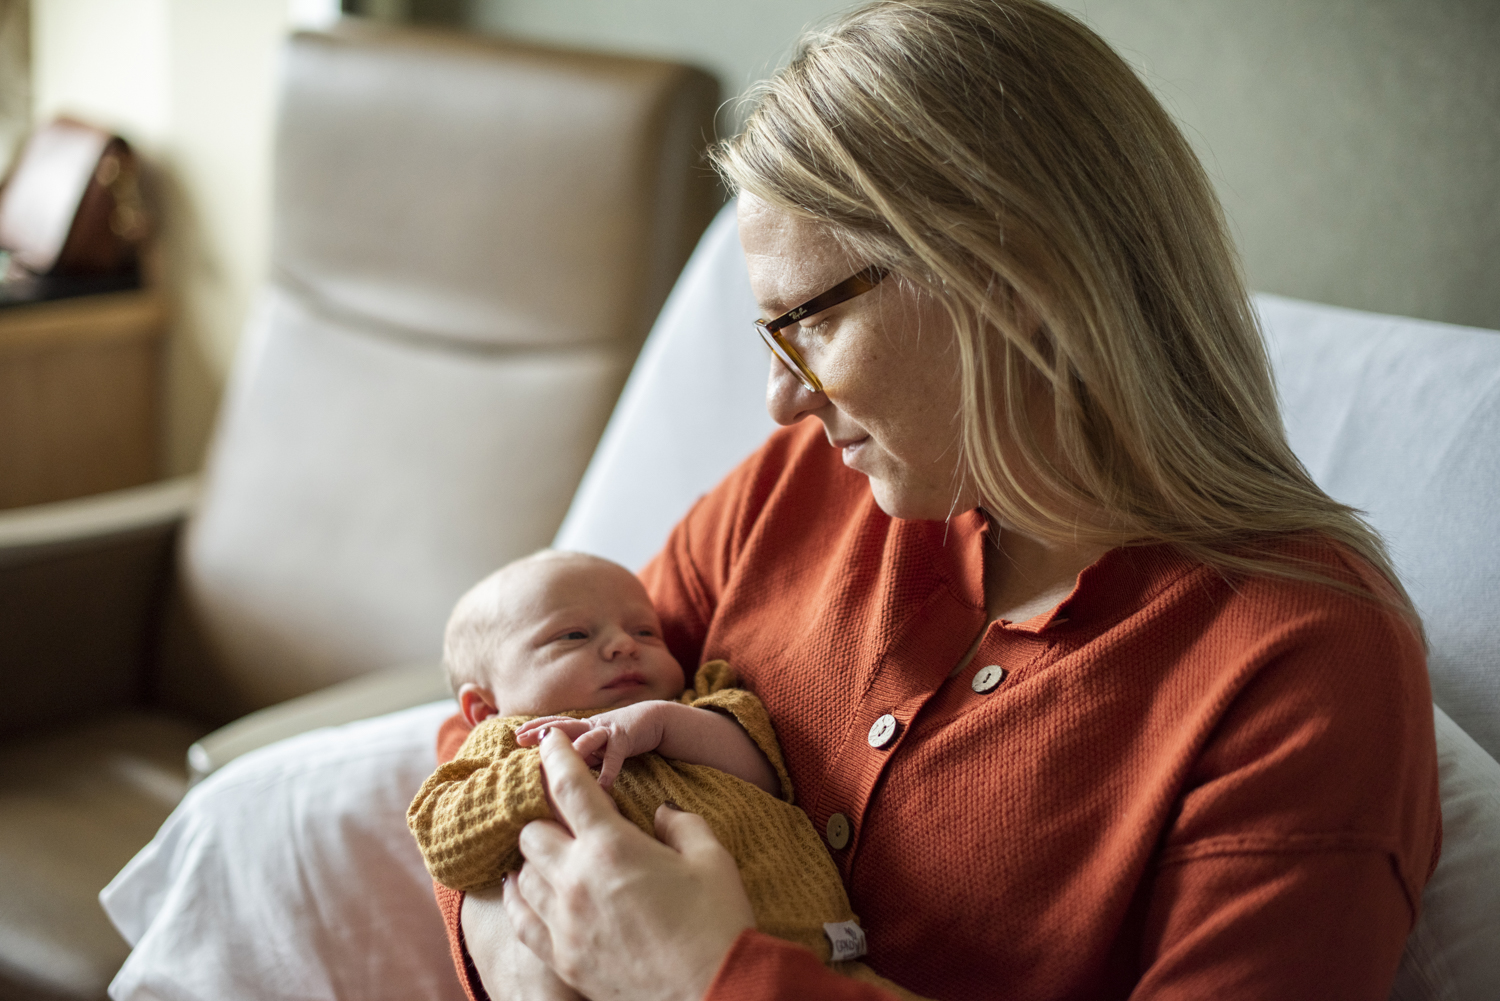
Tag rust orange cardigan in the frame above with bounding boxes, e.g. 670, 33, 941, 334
434, 417, 1440, 1001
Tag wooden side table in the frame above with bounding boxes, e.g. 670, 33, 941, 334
0, 289, 166, 510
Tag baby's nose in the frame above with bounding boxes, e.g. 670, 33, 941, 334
602, 628, 639, 658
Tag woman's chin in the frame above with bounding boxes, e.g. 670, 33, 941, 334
867, 478, 965, 522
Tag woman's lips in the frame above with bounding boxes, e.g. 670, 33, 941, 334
837, 436, 870, 467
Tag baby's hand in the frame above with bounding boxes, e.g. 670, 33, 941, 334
515, 717, 594, 747
514, 704, 670, 789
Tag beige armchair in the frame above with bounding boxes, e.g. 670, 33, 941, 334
0, 22, 717, 1001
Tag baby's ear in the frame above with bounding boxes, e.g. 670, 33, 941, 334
457, 683, 501, 728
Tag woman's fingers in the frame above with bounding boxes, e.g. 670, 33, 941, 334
501, 872, 555, 966
654, 803, 757, 920
654, 802, 729, 859
464, 885, 587, 1001
513, 862, 560, 927
516, 813, 577, 863
535, 727, 629, 835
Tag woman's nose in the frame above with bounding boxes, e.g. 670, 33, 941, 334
765, 357, 828, 426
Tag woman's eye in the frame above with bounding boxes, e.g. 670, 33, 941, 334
791, 320, 833, 348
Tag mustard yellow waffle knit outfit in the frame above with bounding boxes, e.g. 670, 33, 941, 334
408, 661, 918, 993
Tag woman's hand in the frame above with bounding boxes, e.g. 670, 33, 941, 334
460, 885, 585, 1001
499, 728, 756, 1001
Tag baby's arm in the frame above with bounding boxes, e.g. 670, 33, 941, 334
515, 701, 778, 795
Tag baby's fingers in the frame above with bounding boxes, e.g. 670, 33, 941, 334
596, 744, 630, 790
571, 729, 612, 782
573, 728, 610, 758
516, 716, 572, 739
517, 717, 591, 746
518, 715, 575, 731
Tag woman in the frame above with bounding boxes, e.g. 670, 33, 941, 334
441, 1, 1440, 998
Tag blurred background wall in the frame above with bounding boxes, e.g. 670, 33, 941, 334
464, 0, 1500, 333
23, 0, 338, 476
15, 0, 1499, 477
0, 2, 27, 177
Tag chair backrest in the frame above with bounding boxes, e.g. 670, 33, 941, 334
555, 205, 773, 570
1260, 294, 1500, 762
161, 23, 719, 722
560, 203, 1500, 764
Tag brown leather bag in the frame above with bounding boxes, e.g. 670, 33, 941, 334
0, 118, 149, 276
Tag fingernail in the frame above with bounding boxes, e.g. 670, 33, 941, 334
661, 799, 682, 812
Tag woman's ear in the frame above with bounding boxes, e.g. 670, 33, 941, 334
457, 683, 501, 728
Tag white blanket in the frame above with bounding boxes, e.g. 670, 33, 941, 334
101, 701, 464, 1001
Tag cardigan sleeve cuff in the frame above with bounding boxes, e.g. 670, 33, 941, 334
704, 930, 906, 1001
436, 881, 490, 1001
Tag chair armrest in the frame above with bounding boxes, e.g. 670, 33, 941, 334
0, 474, 196, 558
187, 662, 453, 783
0, 477, 197, 735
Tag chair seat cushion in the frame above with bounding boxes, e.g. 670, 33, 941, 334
0, 710, 203, 1000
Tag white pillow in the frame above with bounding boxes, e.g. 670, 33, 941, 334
1389, 705, 1500, 1001
100, 701, 464, 1001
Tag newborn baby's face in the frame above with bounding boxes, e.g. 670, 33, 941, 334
485, 556, 684, 716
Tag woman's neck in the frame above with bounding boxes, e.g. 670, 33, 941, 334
951, 519, 1108, 678
983, 524, 1107, 625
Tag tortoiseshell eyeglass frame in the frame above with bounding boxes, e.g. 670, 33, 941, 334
754, 265, 889, 393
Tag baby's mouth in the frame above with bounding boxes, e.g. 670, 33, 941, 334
602, 671, 649, 690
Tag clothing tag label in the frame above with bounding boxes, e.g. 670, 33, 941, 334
824, 920, 868, 961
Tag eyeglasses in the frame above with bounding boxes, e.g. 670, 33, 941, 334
754, 265, 889, 393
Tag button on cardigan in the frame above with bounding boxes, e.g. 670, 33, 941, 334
436, 417, 1440, 1001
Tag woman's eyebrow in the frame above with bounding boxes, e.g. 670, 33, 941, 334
758, 290, 796, 317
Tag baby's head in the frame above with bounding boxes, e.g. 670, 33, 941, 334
445, 550, 685, 727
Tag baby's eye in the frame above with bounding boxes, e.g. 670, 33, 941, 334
635, 627, 658, 638
559, 630, 588, 641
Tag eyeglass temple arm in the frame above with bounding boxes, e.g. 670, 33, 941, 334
761, 266, 889, 333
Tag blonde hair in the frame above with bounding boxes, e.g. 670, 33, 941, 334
714, 0, 1417, 626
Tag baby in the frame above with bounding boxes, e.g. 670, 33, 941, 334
408, 551, 919, 997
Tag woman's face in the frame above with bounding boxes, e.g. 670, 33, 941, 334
739, 195, 975, 521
